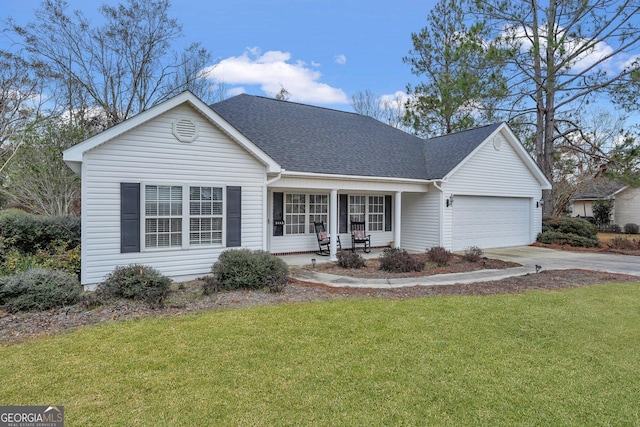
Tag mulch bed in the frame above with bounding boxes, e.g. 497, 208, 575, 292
306, 253, 520, 279
1, 267, 638, 344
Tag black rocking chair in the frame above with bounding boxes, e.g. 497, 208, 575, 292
313, 221, 341, 256
350, 221, 371, 253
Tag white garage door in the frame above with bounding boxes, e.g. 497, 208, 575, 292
452, 196, 531, 251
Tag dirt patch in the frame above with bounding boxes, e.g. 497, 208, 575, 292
1, 269, 637, 344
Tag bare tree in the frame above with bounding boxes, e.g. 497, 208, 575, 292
7, 0, 218, 130
0, 51, 43, 169
1, 118, 82, 216
474, 0, 640, 216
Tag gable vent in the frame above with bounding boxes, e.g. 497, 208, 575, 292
172, 118, 199, 142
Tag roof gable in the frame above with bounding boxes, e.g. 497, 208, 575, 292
63, 91, 281, 175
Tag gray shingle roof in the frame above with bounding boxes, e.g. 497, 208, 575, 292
210, 94, 499, 180
573, 178, 626, 200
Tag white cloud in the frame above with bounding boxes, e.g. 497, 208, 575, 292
508, 25, 617, 72
334, 54, 347, 65
201, 48, 348, 105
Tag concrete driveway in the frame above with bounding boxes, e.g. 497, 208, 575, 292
483, 246, 640, 277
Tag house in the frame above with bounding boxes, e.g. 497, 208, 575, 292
63, 91, 551, 289
572, 179, 640, 226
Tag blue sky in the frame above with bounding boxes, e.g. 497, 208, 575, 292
2, 0, 437, 111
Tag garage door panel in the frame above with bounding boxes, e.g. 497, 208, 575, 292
453, 196, 530, 251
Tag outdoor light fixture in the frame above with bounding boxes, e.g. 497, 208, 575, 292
535, 264, 542, 273
482, 256, 488, 268
537, 198, 544, 208
311, 258, 316, 268
446, 195, 454, 207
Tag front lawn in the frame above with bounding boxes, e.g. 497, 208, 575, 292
1, 283, 639, 426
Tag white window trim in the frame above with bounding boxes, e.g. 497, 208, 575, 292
141, 181, 227, 251
282, 192, 330, 236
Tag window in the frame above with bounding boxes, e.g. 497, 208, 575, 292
144, 184, 225, 249
190, 186, 223, 245
368, 196, 384, 231
145, 185, 183, 248
309, 194, 328, 233
285, 193, 306, 234
349, 195, 366, 223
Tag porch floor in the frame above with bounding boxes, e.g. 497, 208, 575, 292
277, 248, 385, 267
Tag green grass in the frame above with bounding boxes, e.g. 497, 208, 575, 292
2, 283, 640, 426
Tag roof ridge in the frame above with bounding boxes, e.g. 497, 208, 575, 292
216, 93, 365, 117
427, 122, 504, 142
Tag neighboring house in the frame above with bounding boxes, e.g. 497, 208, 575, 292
572, 179, 640, 226
63, 91, 551, 289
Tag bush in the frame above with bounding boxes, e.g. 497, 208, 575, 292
0, 268, 82, 313
542, 217, 597, 239
539, 217, 599, 247
211, 249, 289, 293
378, 248, 424, 273
537, 230, 599, 248
607, 236, 640, 250
606, 224, 622, 233
427, 246, 453, 267
336, 250, 366, 269
0, 210, 80, 253
462, 246, 483, 263
624, 223, 639, 234
0, 242, 81, 278
98, 264, 172, 307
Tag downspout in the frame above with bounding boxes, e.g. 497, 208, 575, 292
433, 180, 445, 247
263, 170, 284, 251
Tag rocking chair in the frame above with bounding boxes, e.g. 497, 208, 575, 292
313, 221, 341, 256
350, 221, 371, 253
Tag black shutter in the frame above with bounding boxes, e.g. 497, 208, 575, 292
226, 186, 242, 247
273, 192, 284, 236
339, 194, 348, 233
385, 195, 393, 232
121, 183, 140, 253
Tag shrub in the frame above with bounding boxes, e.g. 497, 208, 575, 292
462, 246, 483, 263
98, 264, 172, 307
607, 236, 640, 250
542, 217, 597, 239
427, 246, 453, 266
0, 268, 82, 313
211, 249, 289, 292
336, 250, 366, 269
624, 223, 639, 234
0, 242, 81, 278
0, 210, 80, 253
606, 224, 622, 233
537, 230, 599, 248
378, 248, 424, 273
592, 199, 613, 228
201, 276, 220, 295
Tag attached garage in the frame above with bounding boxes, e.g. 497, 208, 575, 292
452, 196, 532, 251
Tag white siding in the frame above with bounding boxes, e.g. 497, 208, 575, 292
81, 104, 266, 287
401, 191, 441, 252
441, 132, 544, 250
615, 188, 640, 226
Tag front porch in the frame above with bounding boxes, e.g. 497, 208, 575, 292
277, 248, 386, 267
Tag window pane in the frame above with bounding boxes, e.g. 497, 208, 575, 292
285, 194, 306, 234
145, 185, 182, 248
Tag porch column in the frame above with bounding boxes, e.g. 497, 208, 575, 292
330, 189, 338, 261
394, 191, 402, 248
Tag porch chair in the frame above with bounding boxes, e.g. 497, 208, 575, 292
350, 221, 371, 253
313, 221, 341, 256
